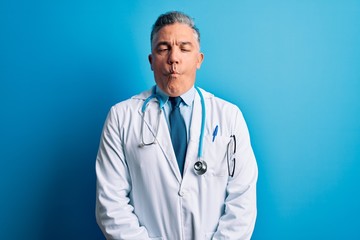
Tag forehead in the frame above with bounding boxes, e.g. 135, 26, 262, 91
152, 23, 198, 45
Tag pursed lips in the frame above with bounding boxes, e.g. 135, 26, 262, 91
163, 69, 180, 76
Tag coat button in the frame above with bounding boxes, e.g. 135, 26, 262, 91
178, 189, 186, 197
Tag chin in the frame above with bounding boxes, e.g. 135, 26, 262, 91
167, 88, 181, 97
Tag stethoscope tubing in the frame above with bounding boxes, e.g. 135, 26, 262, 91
140, 86, 235, 177
194, 87, 205, 159
141, 86, 205, 160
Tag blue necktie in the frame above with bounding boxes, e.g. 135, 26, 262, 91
169, 97, 187, 175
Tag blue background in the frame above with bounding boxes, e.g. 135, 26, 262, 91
1, 0, 359, 239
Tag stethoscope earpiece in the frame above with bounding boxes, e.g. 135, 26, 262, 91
194, 160, 207, 175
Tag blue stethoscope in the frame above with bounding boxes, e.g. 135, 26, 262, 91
140, 86, 208, 175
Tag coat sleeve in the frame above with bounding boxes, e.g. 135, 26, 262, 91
95, 106, 151, 240
212, 108, 258, 240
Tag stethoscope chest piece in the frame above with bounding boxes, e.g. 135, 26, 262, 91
194, 160, 207, 175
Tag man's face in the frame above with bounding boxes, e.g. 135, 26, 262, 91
149, 23, 204, 97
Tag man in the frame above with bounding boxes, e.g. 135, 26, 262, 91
96, 11, 258, 240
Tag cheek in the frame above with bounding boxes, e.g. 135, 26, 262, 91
185, 56, 201, 69
152, 59, 166, 70
152, 63, 162, 74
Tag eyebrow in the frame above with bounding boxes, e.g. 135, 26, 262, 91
179, 41, 194, 47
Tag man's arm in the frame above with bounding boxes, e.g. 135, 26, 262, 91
95, 106, 150, 240
212, 108, 258, 240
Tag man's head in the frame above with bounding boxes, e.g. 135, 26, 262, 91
149, 11, 204, 97
150, 11, 201, 47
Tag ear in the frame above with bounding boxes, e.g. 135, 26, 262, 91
148, 54, 153, 71
196, 52, 204, 69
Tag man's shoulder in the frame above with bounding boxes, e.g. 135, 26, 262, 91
199, 87, 238, 109
131, 88, 153, 100
115, 88, 152, 104
110, 88, 152, 112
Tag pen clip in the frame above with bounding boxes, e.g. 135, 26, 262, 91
212, 125, 218, 142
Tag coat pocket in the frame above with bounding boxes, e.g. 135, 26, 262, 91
203, 135, 231, 177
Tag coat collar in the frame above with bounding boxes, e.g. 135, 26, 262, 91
132, 85, 213, 101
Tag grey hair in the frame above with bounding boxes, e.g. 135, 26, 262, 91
150, 11, 200, 46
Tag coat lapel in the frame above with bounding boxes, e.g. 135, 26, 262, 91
138, 100, 181, 182
183, 89, 207, 176
136, 87, 211, 182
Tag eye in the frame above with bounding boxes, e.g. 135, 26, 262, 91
157, 45, 170, 53
181, 48, 191, 52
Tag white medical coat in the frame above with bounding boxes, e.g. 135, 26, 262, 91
96, 87, 258, 240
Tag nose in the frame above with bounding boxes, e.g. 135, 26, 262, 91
167, 48, 180, 65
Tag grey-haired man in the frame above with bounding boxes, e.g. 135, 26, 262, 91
96, 11, 258, 240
